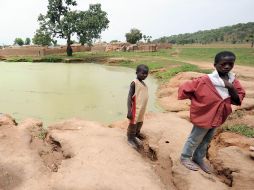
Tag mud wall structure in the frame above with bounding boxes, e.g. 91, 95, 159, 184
103, 43, 160, 52
0, 45, 91, 57
0, 43, 172, 57
156, 43, 172, 49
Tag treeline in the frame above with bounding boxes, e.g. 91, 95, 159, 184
154, 22, 254, 46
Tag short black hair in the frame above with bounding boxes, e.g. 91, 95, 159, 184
214, 51, 236, 64
136, 64, 149, 73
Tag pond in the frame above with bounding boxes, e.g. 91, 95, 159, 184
0, 62, 160, 125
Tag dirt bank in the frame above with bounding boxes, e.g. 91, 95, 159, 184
0, 115, 165, 190
1, 113, 232, 190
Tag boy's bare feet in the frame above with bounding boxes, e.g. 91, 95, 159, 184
180, 158, 199, 171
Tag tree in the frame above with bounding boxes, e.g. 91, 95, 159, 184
14, 38, 24, 46
52, 40, 58, 46
147, 36, 152, 43
143, 35, 147, 43
37, 0, 109, 56
25, 38, 31, 45
110, 40, 119, 43
77, 4, 109, 46
143, 35, 152, 43
125, 28, 142, 44
32, 29, 52, 46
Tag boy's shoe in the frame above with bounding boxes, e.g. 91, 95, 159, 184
136, 122, 146, 140
136, 133, 146, 140
193, 160, 212, 174
128, 137, 143, 150
180, 158, 199, 171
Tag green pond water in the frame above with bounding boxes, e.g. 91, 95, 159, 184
0, 62, 160, 125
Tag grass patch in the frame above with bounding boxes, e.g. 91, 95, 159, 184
155, 63, 211, 81
38, 128, 47, 140
6, 55, 64, 63
6, 57, 34, 62
224, 124, 254, 138
170, 47, 254, 66
119, 59, 166, 70
33, 57, 63, 62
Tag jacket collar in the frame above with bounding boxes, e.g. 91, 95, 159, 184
201, 75, 223, 99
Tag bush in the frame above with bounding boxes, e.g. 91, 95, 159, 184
38, 128, 47, 140
125, 28, 142, 44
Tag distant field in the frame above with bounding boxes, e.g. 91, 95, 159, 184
174, 43, 252, 48
167, 45, 254, 66
3, 44, 253, 81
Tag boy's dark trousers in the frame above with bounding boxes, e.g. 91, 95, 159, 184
127, 123, 143, 149
136, 122, 144, 139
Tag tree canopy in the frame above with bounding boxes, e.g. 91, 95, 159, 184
154, 22, 254, 47
32, 29, 53, 46
77, 4, 109, 46
125, 28, 142, 44
143, 35, 152, 43
14, 38, 24, 46
37, 0, 109, 56
25, 38, 31, 45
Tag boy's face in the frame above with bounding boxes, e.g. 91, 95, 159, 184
137, 68, 149, 81
214, 56, 235, 75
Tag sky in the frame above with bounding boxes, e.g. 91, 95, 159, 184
0, 0, 253, 45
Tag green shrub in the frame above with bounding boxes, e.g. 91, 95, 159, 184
155, 63, 211, 81
33, 57, 63, 62
38, 128, 47, 140
224, 124, 254, 138
7, 57, 33, 62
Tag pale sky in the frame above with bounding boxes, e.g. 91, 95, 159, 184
0, 0, 253, 45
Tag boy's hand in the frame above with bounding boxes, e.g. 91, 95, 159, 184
127, 111, 133, 120
222, 79, 233, 89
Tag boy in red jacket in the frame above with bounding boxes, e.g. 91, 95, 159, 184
178, 51, 245, 173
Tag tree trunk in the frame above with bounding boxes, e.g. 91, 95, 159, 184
251, 40, 254, 48
66, 36, 73, 56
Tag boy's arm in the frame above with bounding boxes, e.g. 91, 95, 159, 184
127, 82, 135, 119
178, 78, 199, 100
223, 79, 245, 105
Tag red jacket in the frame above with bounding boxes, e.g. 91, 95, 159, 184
178, 75, 245, 128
